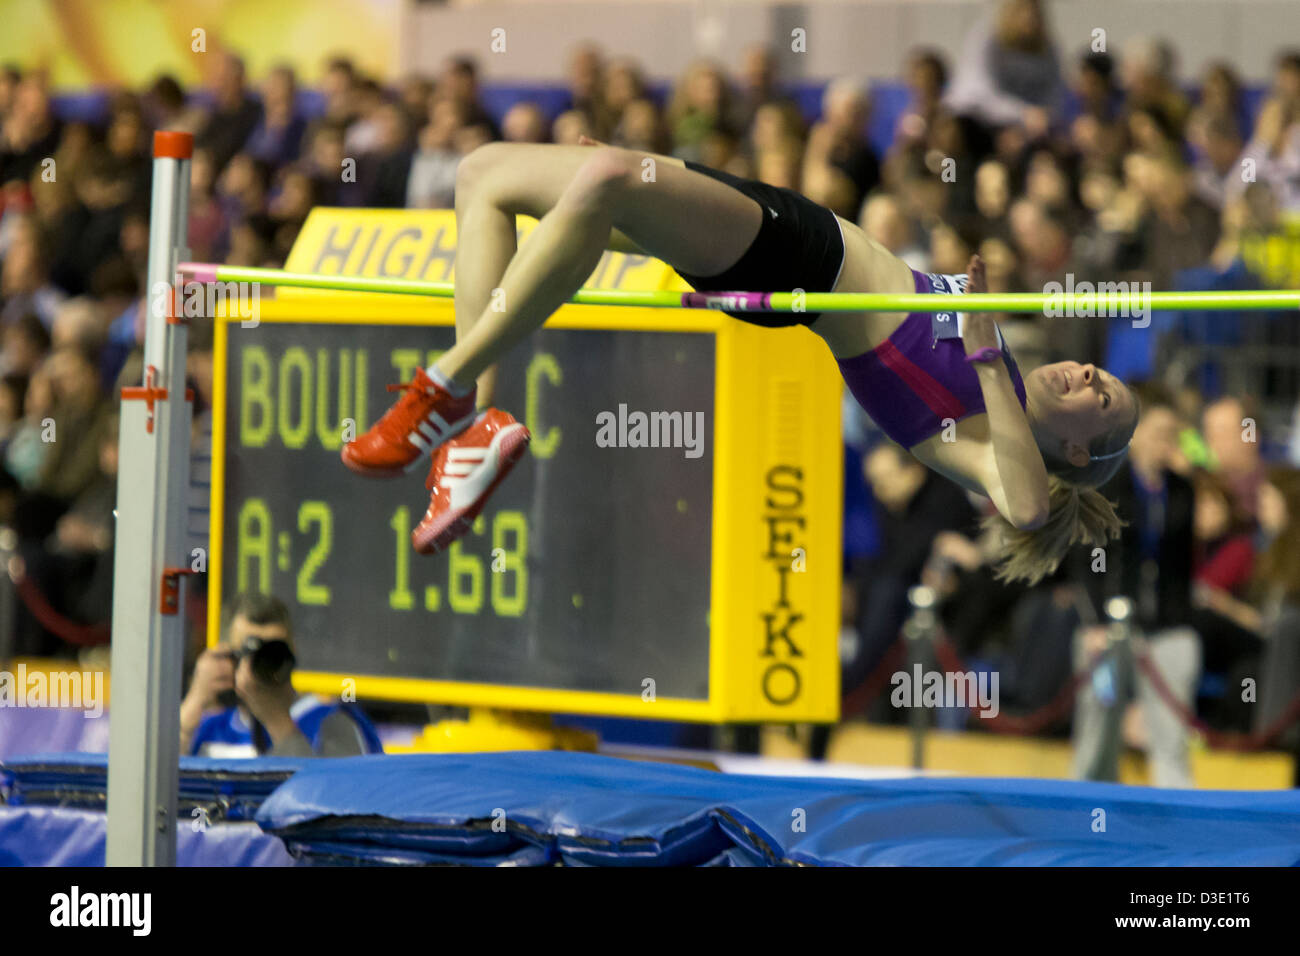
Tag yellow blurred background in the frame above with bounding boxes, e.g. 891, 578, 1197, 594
0, 0, 401, 88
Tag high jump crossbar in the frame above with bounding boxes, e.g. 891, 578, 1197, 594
178, 262, 1300, 313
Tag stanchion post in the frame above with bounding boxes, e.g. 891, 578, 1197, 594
106, 131, 195, 866
904, 585, 939, 770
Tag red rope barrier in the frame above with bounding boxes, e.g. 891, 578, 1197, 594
12, 572, 110, 647
1134, 649, 1300, 751
841, 618, 1300, 752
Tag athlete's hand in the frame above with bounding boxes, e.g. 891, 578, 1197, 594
961, 254, 1000, 356
577, 135, 606, 148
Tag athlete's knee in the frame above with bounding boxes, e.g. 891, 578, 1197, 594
454, 141, 513, 205
565, 147, 638, 207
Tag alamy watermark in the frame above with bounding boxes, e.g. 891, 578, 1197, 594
595, 404, 706, 459
1043, 273, 1151, 329
149, 274, 261, 327
891, 664, 999, 718
0, 664, 104, 717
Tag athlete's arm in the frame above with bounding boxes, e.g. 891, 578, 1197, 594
971, 358, 1050, 529
963, 257, 1050, 530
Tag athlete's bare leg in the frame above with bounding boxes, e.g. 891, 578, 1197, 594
441, 142, 763, 397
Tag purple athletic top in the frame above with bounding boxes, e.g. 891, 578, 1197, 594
837, 270, 1028, 449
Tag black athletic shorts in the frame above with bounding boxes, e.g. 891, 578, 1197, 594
673, 160, 846, 327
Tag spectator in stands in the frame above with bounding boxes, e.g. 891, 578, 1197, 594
1119, 37, 1190, 139
1190, 115, 1245, 210
303, 121, 347, 207
0, 371, 24, 451
180, 591, 383, 757
1007, 197, 1072, 290
195, 53, 262, 173
186, 147, 228, 265
944, 0, 1063, 139
245, 64, 307, 168
1192, 468, 1258, 618
34, 346, 114, 503
858, 191, 927, 269
268, 166, 319, 260
0, 71, 60, 187
805, 77, 880, 215
893, 48, 949, 149
566, 44, 610, 139
319, 56, 359, 129
50, 297, 105, 357
217, 152, 271, 226
1202, 394, 1264, 518
1074, 52, 1120, 122
1252, 466, 1300, 782
407, 97, 467, 209
342, 77, 388, 157
843, 442, 978, 717
1068, 381, 1201, 787
1187, 467, 1264, 731
602, 58, 649, 137
1194, 62, 1247, 134
357, 102, 415, 207
730, 46, 794, 137
398, 74, 434, 136
435, 55, 498, 139
971, 158, 1012, 242
185, 318, 214, 627
929, 220, 974, 275
747, 99, 804, 172
4, 353, 51, 489
103, 100, 151, 208
1232, 85, 1300, 215
754, 139, 802, 190
0, 64, 20, 123
612, 98, 670, 155
552, 109, 595, 146
45, 410, 116, 627
142, 74, 204, 136
667, 60, 733, 163
502, 101, 549, 144
1, 215, 64, 327
1128, 151, 1220, 290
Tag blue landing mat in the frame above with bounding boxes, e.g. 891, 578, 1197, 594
0, 806, 296, 867
1, 753, 310, 822
255, 751, 1300, 866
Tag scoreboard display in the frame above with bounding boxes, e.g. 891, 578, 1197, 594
209, 208, 843, 723
222, 322, 714, 700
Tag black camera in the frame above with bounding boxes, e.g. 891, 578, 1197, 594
231, 637, 297, 686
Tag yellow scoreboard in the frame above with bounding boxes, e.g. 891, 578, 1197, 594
209, 209, 842, 723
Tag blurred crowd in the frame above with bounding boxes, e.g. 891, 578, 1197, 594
1, 0, 1299, 776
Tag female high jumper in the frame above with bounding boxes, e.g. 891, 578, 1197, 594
341, 140, 1138, 584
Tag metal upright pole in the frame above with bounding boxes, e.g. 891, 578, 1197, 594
107, 131, 194, 866
904, 585, 938, 771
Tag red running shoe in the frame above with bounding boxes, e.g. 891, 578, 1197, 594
341, 368, 476, 477
413, 409, 531, 554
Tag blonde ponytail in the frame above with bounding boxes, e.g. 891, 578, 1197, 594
983, 475, 1125, 585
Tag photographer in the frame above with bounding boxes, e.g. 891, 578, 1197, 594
1067, 382, 1202, 787
180, 591, 383, 758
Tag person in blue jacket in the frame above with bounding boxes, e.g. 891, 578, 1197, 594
180, 591, 383, 757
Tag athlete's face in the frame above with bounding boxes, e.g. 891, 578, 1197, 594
1026, 361, 1135, 467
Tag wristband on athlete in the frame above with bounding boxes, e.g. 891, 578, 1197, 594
964, 346, 1002, 364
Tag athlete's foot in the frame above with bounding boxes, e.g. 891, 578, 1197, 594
341, 368, 477, 477
413, 408, 531, 554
